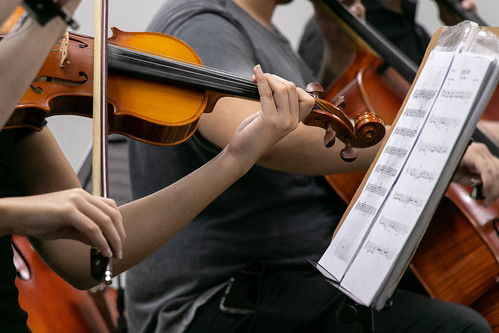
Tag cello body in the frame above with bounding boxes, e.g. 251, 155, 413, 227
13, 235, 117, 333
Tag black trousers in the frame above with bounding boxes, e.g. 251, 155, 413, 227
185, 264, 491, 333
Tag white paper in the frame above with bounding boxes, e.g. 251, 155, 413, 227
317, 50, 497, 306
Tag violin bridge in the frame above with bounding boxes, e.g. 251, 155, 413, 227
60, 31, 70, 68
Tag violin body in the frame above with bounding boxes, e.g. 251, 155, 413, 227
9, 28, 207, 145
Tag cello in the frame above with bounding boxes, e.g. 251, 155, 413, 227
316, 0, 499, 330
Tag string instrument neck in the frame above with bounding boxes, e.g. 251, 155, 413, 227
108, 44, 260, 104
434, 0, 488, 26
320, 0, 419, 83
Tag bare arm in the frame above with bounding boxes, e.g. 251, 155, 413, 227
199, 91, 499, 205
198, 97, 382, 176
0, 0, 21, 27
5, 66, 315, 289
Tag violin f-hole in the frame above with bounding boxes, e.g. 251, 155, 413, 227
30, 72, 88, 94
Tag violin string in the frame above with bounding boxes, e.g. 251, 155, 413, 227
313, 98, 354, 129
106, 41, 258, 91
82, 39, 352, 131
107, 45, 260, 99
109, 42, 353, 128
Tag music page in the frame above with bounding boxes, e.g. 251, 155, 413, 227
316, 50, 497, 307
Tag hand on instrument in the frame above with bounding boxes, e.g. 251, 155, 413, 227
438, 0, 478, 26
312, 0, 365, 34
453, 142, 499, 206
226, 65, 314, 163
460, 0, 477, 11
2, 188, 125, 258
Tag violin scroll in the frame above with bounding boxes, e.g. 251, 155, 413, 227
304, 82, 385, 162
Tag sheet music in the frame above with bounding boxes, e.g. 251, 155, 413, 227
317, 50, 498, 307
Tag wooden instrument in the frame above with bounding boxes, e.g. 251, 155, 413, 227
12, 235, 117, 332
6, 28, 386, 161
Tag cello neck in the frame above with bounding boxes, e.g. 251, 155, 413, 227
434, 0, 488, 26
107, 44, 260, 101
320, 0, 419, 83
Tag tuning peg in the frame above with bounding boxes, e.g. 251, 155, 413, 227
324, 122, 336, 148
340, 138, 358, 162
306, 82, 324, 99
331, 95, 345, 111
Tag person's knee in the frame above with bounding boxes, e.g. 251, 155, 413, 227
459, 307, 492, 333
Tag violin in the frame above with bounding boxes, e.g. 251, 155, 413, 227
6, 28, 385, 161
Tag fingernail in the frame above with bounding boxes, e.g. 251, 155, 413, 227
105, 248, 113, 258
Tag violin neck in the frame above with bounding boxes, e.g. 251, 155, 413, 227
107, 45, 260, 101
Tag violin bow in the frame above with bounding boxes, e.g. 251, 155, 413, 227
88, 1, 119, 331
90, 0, 112, 285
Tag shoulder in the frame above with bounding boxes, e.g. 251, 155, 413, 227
147, 0, 256, 75
148, 0, 235, 35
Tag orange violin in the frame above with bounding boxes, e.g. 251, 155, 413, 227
6, 28, 385, 161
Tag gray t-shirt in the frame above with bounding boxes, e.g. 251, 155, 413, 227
126, 1, 345, 332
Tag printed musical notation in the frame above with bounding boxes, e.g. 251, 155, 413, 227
440, 89, 473, 100
316, 44, 499, 310
404, 107, 427, 118
394, 127, 417, 138
417, 141, 449, 154
354, 201, 377, 215
412, 88, 437, 100
365, 183, 388, 197
364, 241, 395, 261
392, 191, 424, 207
406, 167, 435, 182
378, 216, 410, 235
374, 164, 397, 177
428, 115, 460, 130
384, 145, 408, 158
